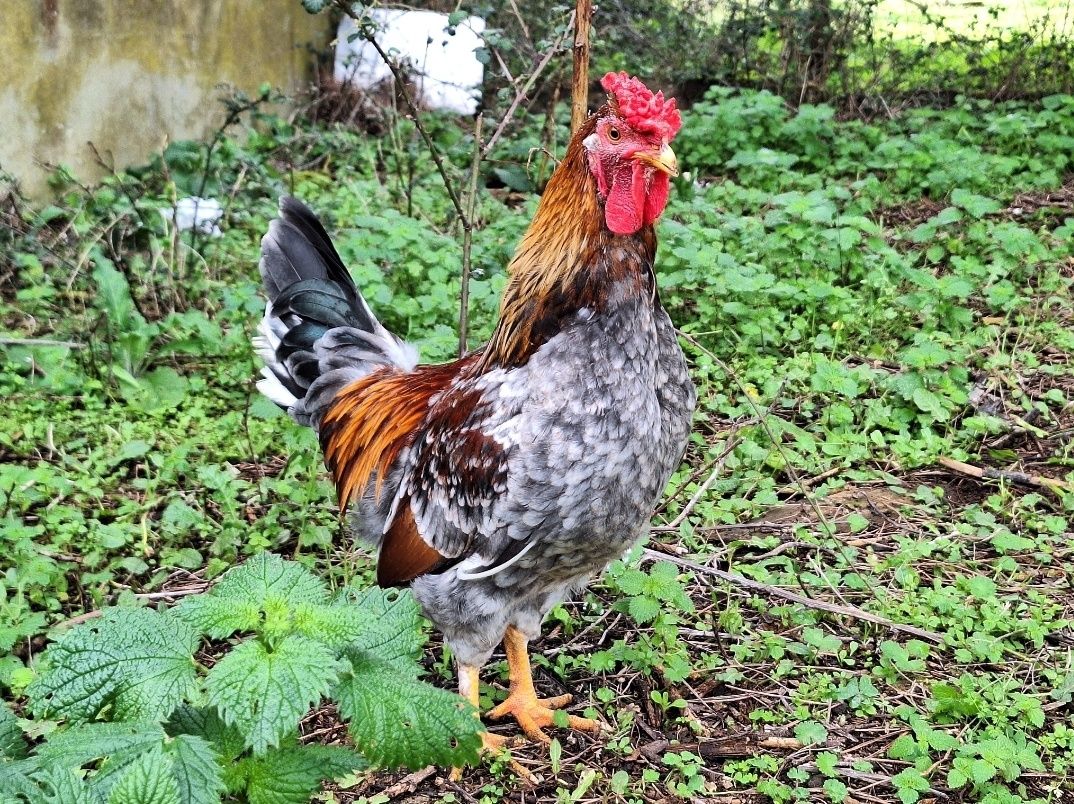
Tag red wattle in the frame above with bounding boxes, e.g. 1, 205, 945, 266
644, 173, 670, 226
605, 162, 648, 235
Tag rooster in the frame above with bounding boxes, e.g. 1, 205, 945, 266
254, 72, 695, 761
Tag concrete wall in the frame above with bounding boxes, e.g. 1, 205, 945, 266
0, 1, 329, 199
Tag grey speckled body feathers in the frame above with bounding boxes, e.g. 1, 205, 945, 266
254, 195, 694, 667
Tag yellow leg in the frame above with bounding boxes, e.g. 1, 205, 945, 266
486, 626, 601, 743
451, 663, 531, 782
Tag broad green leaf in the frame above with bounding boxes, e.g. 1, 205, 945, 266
0, 757, 43, 800
165, 707, 246, 763
951, 188, 1002, 218
793, 720, 828, 746
815, 751, 838, 776
107, 745, 180, 804
0, 703, 27, 760
335, 652, 482, 769
627, 596, 661, 624
211, 553, 327, 608
822, 778, 848, 803
35, 723, 167, 769
205, 636, 339, 754
236, 744, 366, 804
333, 587, 425, 671
166, 735, 225, 804
911, 387, 948, 419
28, 609, 198, 722
93, 261, 140, 332
290, 603, 377, 650
32, 765, 103, 804
174, 594, 261, 640
969, 758, 996, 785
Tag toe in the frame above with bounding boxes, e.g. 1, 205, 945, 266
515, 711, 552, 744
566, 714, 601, 732
538, 693, 573, 709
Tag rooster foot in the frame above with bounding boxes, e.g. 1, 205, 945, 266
450, 731, 534, 783
487, 691, 600, 744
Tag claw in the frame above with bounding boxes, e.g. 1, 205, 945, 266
451, 732, 535, 783
452, 662, 538, 783
489, 627, 603, 743
487, 690, 600, 743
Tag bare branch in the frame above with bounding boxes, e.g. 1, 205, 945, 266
571, 0, 593, 133
333, 1, 469, 228
482, 15, 574, 158
459, 115, 483, 357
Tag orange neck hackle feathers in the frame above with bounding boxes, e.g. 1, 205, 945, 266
482, 73, 678, 369
479, 117, 603, 369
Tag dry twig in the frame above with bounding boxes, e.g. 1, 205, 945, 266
641, 548, 945, 645
938, 455, 1071, 494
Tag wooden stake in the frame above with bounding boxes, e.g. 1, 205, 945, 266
570, 0, 593, 134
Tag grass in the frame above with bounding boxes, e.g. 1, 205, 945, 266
1, 87, 1073, 803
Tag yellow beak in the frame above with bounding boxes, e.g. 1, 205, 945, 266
635, 144, 679, 177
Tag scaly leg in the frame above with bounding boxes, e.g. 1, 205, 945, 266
451, 663, 532, 782
486, 626, 601, 743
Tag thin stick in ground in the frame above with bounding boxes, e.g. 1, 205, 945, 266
571, 0, 593, 134
459, 115, 483, 357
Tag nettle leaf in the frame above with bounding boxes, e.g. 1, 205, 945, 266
34, 722, 167, 769
334, 587, 425, 670
107, 744, 180, 804
165, 706, 246, 763
236, 744, 366, 804
335, 652, 482, 769
205, 635, 339, 754
174, 594, 261, 640
177, 553, 328, 642
32, 765, 103, 804
0, 702, 28, 760
951, 188, 1002, 218
166, 735, 225, 804
28, 608, 198, 722
212, 553, 327, 609
0, 758, 43, 801
290, 603, 378, 650
627, 595, 661, 624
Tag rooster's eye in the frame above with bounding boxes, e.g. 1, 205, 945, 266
608, 127, 621, 142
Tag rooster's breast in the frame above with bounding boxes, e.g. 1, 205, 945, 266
410, 290, 694, 667
490, 294, 692, 582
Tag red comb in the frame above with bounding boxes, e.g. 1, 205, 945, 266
600, 72, 682, 141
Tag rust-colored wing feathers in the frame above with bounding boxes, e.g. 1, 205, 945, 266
320, 363, 459, 510
377, 506, 445, 586
319, 360, 483, 587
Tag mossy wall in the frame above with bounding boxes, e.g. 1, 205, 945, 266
1, 1, 328, 199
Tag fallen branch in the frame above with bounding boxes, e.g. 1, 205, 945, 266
54, 583, 210, 630
641, 548, 945, 645
938, 455, 1071, 494
638, 734, 807, 762
0, 337, 84, 349
662, 434, 742, 532
381, 766, 436, 799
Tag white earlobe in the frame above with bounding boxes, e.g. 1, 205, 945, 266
582, 133, 599, 152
